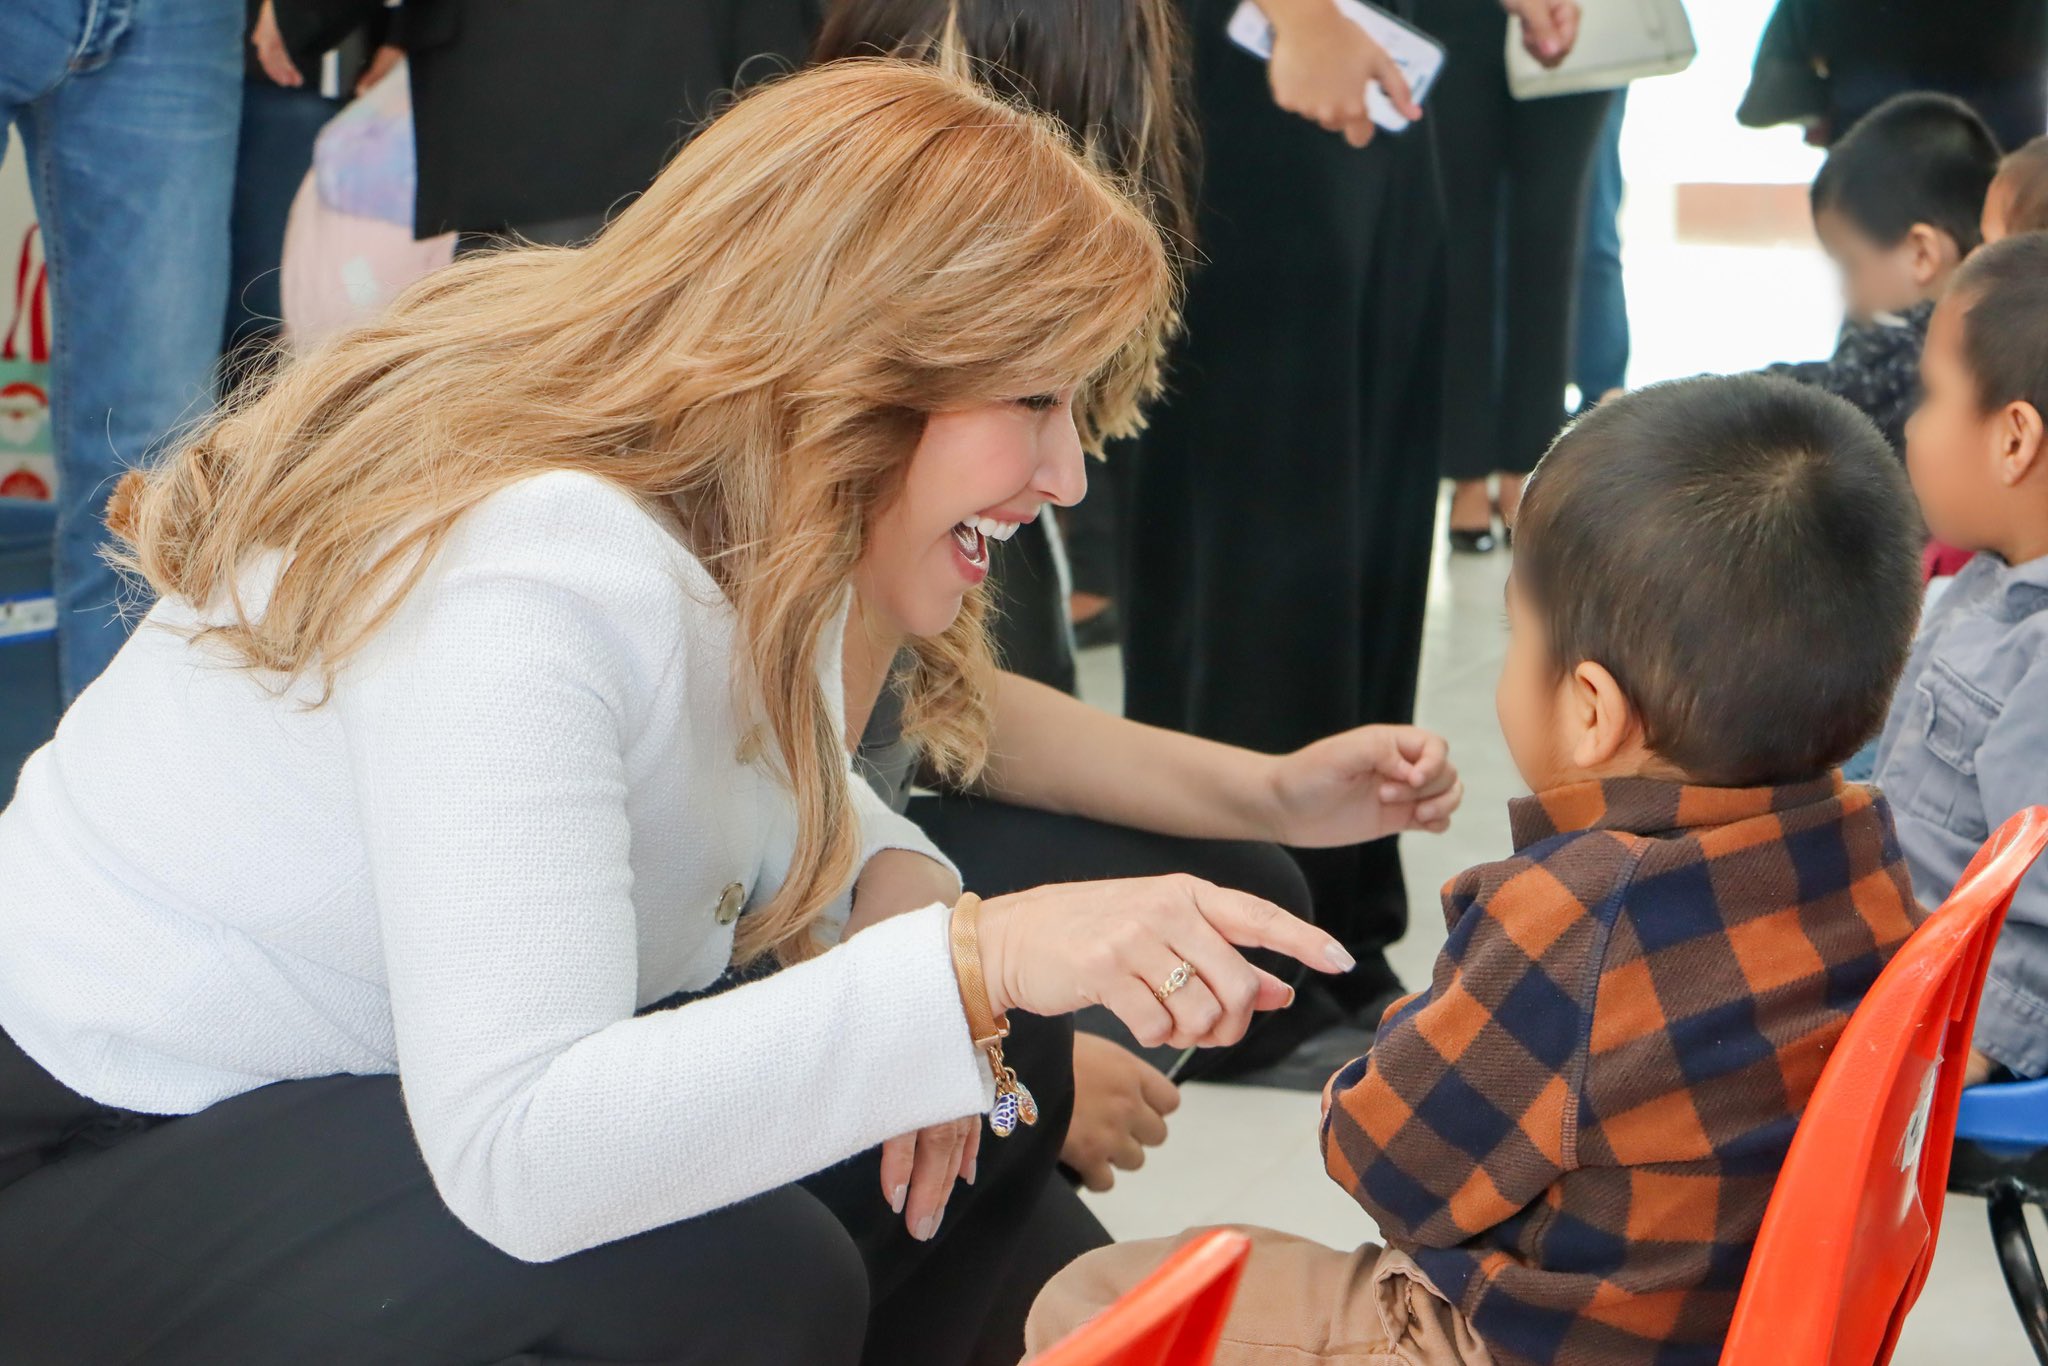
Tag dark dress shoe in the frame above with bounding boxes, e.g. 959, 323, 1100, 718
1448, 526, 1497, 554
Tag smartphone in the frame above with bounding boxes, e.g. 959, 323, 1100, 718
1226, 0, 1447, 133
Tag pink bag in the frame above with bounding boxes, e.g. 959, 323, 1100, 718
279, 60, 455, 351
280, 173, 455, 351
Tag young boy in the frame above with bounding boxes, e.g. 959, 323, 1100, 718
1982, 135, 2048, 244
1026, 375, 1927, 1366
1876, 233, 2048, 1084
1767, 93, 2001, 453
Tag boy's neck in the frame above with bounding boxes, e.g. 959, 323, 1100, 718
1530, 750, 1691, 793
1979, 487, 2048, 567
1915, 267, 1956, 308
1990, 526, 2048, 568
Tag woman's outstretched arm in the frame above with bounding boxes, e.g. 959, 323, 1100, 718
975, 672, 1463, 847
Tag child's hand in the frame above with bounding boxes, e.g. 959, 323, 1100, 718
1265, 0, 1419, 148
1062, 1033, 1181, 1192
1263, 725, 1463, 847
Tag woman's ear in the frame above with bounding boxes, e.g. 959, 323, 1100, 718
1998, 400, 2047, 486
1566, 660, 1637, 772
1905, 223, 1960, 289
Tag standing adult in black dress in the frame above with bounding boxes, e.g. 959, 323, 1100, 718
1121, 0, 1575, 1016
269, 0, 821, 242
1420, 0, 1614, 551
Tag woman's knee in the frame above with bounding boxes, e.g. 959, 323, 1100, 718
540, 1186, 868, 1364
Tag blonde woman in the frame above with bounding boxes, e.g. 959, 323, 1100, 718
0, 61, 1453, 1366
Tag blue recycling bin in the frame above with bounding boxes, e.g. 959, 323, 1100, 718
0, 497, 60, 805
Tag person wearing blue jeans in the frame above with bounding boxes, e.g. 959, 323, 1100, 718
1573, 87, 1628, 407
0, 0, 242, 702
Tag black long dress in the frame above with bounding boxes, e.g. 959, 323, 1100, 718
1418, 0, 1613, 481
1119, 0, 1447, 1006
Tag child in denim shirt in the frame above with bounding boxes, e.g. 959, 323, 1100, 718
1878, 231, 2048, 1081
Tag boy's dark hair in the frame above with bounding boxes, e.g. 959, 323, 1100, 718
1950, 231, 2048, 419
1812, 93, 2001, 253
1996, 136, 2048, 237
1514, 375, 1922, 787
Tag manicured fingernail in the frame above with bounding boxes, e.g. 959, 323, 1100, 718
1284, 985, 1297, 1007
890, 1184, 907, 1214
965, 1157, 978, 1185
915, 1214, 937, 1242
1326, 944, 1357, 972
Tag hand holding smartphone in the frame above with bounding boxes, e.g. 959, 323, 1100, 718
1227, 0, 1447, 135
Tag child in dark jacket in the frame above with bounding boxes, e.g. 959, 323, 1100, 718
1766, 92, 2001, 454
1027, 375, 1928, 1366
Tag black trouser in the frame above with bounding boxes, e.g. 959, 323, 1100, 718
909, 795, 1325, 1079
1118, 0, 1445, 994
1417, 0, 1615, 480
0, 1011, 1097, 1366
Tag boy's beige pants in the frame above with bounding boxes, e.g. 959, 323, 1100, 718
1024, 1226, 1493, 1366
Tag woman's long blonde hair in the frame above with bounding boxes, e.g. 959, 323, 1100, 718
111, 59, 1175, 964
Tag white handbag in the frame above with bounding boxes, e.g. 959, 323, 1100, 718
1505, 0, 1695, 100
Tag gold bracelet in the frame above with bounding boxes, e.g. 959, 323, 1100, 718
949, 893, 1038, 1138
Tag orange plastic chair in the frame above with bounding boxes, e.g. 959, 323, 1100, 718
1031, 1229, 1252, 1366
1720, 806, 2048, 1366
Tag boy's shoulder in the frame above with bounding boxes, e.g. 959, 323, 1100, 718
1443, 780, 1917, 1009
1611, 780, 1912, 939
1445, 826, 1643, 940
1436, 826, 1648, 1012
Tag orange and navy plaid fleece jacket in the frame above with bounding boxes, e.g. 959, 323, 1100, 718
1322, 775, 1921, 1366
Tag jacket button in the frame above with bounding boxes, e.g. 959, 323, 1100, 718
715, 882, 746, 925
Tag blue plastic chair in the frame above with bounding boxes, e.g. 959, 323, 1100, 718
1951, 1077, 2048, 1362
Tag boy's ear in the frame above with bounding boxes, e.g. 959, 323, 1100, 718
1566, 660, 1638, 772
1905, 222, 1960, 287
1997, 399, 2048, 485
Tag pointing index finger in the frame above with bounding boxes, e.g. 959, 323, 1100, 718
1186, 882, 1355, 974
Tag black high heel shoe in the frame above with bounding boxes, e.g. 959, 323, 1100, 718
1448, 526, 1497, 554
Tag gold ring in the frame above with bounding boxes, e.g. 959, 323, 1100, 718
1154, 959, 1195, 1004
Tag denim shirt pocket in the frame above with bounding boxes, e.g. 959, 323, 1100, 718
1898, 659, 1997, 838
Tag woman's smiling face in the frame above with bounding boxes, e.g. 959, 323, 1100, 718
856, 394, 1087, 639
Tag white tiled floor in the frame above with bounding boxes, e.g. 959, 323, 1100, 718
1071, 511, 2040, 1363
